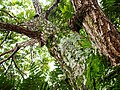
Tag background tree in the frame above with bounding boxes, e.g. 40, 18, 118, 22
0, 0, 120, 89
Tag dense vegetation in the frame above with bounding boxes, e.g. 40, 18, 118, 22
0, 0, 120, 89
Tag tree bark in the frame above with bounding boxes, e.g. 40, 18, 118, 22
69, 0, 120, 66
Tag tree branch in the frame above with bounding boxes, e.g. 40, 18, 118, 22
0, 9, 19, 23
0, 39, 38, 64
0, 49, 14, 57
12, 56, 25, 78
0, 22, 41, 39
4, 60, 13, 75
0, 31, 10, 46
1, 64, 6, 71
32, 0, 43, 15
45, 0, 61, 19
0, 46, 19, 64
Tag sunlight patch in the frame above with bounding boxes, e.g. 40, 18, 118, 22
48, 61, 56, 71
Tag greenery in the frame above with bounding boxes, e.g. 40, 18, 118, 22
0, 0, 120, 89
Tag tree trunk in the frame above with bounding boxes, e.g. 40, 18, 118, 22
69, 0, 120, 66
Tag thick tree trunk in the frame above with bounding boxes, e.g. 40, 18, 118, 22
69, 0, 120, 66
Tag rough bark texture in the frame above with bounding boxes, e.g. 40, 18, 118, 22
0, 22, 41, 39
69, 0, 120, 66
0, 0, 119, 89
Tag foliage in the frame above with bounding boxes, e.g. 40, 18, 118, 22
0, 0, 120, 90
48, 0, 73, 27
101, 0, 120, 30
0, 74, 15, 90
86, 53, 108, 89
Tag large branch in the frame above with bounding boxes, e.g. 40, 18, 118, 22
69, 0, 120, 65
0, 22, 41, 39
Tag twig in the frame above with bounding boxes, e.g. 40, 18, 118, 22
0, 49, 14, 57
1, 63, 6, 70
45, 0, 61, 19
0, 39, 38, 64
0, 9, 19, 23
0, 31, 10, 46
4, 60, 13, 75
0, 46, 19, 64
12, 56, 24, 79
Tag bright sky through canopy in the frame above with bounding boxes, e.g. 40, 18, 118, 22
39, 0, 50, 6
